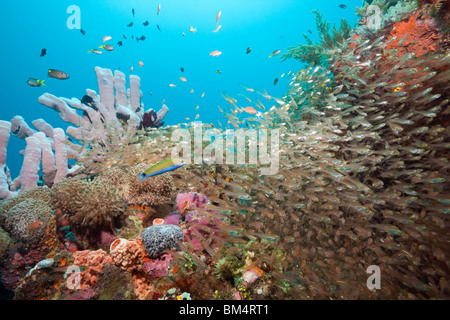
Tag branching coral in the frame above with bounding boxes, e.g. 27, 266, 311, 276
281, 10, 352, 66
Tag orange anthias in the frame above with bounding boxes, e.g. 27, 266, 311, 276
209, 50, 222, 57
243, 106, 257, 115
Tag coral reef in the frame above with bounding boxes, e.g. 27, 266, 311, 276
143, 253, 172, 277
0, 186, 53, 224
387, 11, 442, 57
91, 263, 134, 300
176, 192, 209, 213
1, 2, 449, 301
124, 172, 175, 207
356, 0, 419, 27
223, 2, 450, 299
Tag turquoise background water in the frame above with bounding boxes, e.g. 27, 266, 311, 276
0, 0, 360, 179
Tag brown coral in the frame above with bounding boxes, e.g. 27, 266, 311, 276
3, 198, 54, 250
0, 186, 53, 225
0, 227, 12, 261
51, 177, 124, 230
97, 163, 175, 208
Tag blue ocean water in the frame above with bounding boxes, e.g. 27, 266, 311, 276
0, 0, 360, 179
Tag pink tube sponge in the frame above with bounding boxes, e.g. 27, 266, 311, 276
19, 136, 42, 191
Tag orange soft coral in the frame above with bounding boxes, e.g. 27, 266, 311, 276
131, 271, 154, 300
72, 249, 112, 289
387, 12, 441, 58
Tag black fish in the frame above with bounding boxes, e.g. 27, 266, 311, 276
308, 29, 312, 34
123, 34, 127, 39
80, 28, 85, 35
132, 8, 135, 17
339, 4, 347, 9
180, 67, 184, 72
143, 21, 149, 26
157, 24, 161, 32
137, 37, 139, 43
127, 22, 133, 27
117, 41, 123, 47
139, 36, 146, 41
132, 35, 134, 39
80, 95, 94, 107
246, 47, 251, 54
273, 78, 279, 85
40, 48, 46, 57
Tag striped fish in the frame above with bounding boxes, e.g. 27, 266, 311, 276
139, 159, 185, 182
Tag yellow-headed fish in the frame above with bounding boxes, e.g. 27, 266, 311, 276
139, 159, 185, 182
48, 69, 70, 80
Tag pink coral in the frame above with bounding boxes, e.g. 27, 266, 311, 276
164, 212, 181, 225
143, 254, 172, 277
98, 230, 117, 250
72, 249, 112, 289
176, 192, 208, 214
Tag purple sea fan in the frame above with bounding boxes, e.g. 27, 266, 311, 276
143, 253, 172, 277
